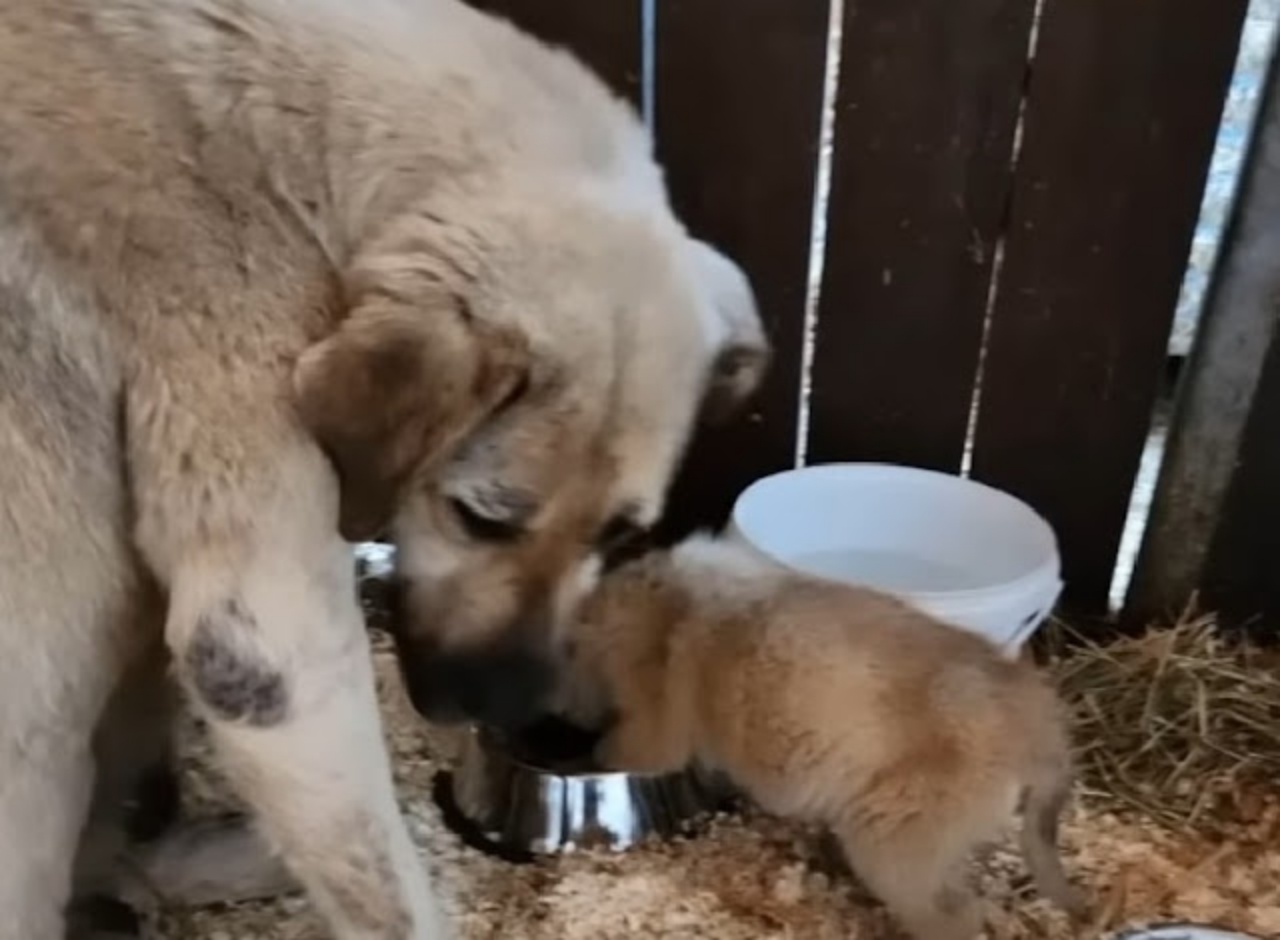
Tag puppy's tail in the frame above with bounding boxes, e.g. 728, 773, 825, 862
1019, 763, 1088, 918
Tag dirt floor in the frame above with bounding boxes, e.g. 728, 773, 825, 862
146, 638, 1280, 940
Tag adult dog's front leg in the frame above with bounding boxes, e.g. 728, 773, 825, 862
163, 533, 450, 939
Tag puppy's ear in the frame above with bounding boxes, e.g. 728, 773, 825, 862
687, 239, 771, 425
294, 289, 528, 543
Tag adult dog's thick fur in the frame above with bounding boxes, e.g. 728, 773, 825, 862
0, 1, 768, 937
559, 537, 1087, 940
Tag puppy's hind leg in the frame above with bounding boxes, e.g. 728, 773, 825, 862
833, 817, 981, 940
1019, 774, 1088, 918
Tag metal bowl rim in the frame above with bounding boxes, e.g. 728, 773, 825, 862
1110, 922, 1264, 940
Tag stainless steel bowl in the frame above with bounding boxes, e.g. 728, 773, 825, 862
1111, 926, 1264, 940
357, 545, 732, 856
445, 722, 728, 856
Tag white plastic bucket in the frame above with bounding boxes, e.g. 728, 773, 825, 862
726, 463, 1063, 656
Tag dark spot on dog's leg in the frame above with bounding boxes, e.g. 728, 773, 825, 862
185, 600, 288, 727
65, 895, 141, 939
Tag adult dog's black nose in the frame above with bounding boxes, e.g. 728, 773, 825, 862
395, 637, 556, 732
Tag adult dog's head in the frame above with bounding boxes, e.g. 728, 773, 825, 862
295, 180, 767, 729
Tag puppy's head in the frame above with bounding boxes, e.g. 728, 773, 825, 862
552, 550, 672, 724
296, 184, 767, 729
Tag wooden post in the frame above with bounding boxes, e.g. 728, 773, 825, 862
1129, 46, 1280, 623
1202, 325, 1280, 630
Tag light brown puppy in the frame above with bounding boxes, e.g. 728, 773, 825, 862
559, 536, 1087, 940
0, 0, 767, 936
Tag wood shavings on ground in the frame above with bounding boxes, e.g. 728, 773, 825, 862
146, 635, 1280, 940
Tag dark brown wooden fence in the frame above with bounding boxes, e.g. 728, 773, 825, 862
471, 0, 1271, 627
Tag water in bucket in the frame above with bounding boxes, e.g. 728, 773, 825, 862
790, 548, 977, 594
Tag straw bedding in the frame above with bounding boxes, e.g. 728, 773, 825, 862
1052, 608, 1280, 834
145, 619, 1280, 940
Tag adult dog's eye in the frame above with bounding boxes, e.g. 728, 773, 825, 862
448, 497, 523, 542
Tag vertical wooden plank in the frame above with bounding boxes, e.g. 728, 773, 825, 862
807, 0, 1038, 471
654, 0, 830, 538
468, 0, 643, 104
1201, 323, 1280, 629
1129, 49, 1280, 621
970, 0, 1249, 612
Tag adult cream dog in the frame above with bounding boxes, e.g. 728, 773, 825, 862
0, 0, 767, 936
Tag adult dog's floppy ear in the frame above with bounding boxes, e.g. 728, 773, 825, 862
687, 239, 771, 425
294, 291, 528, 543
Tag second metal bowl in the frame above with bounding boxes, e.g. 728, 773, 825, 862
1111, 926, 1266, 940
446, 718, 727, 856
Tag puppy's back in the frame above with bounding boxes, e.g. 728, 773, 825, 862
781, 577, 1065, 761
666, 541, 1069, 810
